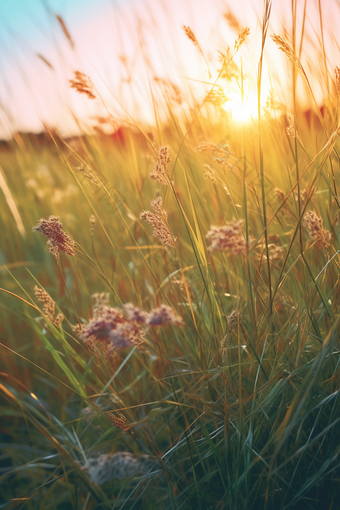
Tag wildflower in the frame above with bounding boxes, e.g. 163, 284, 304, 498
84, 452, 155, 485
206, 219, 246, 255
303, 210, 331, 249
34, 285, 64, 327
69, 71, 96, 99
79, 305, 144, 354
150, 146, 172, 185
203, 164, 217, 184
286, 113, 297, 137
124, 303, 148, 323
146, 304, 184, 327
33, 215, 76, 259
140, 197, 176, 248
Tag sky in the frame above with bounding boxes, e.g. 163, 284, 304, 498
0, 0, 340, 139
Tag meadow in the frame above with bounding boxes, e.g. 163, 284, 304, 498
2, 1, 340, 508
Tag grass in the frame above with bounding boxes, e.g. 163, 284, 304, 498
1, 1, 340, 508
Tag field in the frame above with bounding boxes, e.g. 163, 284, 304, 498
2, 1, 340, 508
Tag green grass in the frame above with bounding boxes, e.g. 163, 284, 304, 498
2, 3, 340, 508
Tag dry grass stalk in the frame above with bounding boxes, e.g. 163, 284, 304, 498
90, 215, 96, 235
271, 34, 303, 71
56, 15, 74, 48
150, 146, 172, 185
206, 219, 246, 255
303, 211, 331, 249
36, 54, 54, 69
140, 197, 176, 248
69, 71, 96, 99
203, 165, 217, 184
335, 67, 340, 93
34, 285, 64, 327
33, 215, 76, 259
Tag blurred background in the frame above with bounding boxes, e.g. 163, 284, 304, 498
1, 0, 340, 139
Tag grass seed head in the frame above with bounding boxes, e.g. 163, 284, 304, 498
206, 219, 246, 255
203, 164, 217, 183
33, 215, 76, 259
303, 210, 331, 249
271, 34, 302, 71
150, 145, 172, 185
34, 285, 64, 327
140, 197, 176, 248
146, 304, 184, 327
69, 71, 96, 99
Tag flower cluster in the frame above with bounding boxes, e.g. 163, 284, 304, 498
33, 215, 76, 259
206, 219, 246, 256
74, 295, 184, 356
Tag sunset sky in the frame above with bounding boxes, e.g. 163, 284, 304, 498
0, 0, 339, 139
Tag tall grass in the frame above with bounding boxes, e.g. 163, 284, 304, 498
1, 2, 340, 509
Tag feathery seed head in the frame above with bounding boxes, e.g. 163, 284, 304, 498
150, 146, 172, 186
140, 197, 176, 248
146, 305, 184, 327
303, 210, 331, 249
69, 71, 96, 99
124, 303, 148, 323
286, 113, 297, 137
335, 67, 340, 93
271, 34, 302, 71
206, 219, 246, 255
34, 285, 64, 327
203, 164, 217, 184
33, 215, 76, 259
234, 27, 250, 51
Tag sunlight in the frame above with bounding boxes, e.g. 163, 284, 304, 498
222, 89, 259, 122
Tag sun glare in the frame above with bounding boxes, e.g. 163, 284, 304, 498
222, 89, 259, 122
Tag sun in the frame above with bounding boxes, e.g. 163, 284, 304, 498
222, 89, 259, 122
